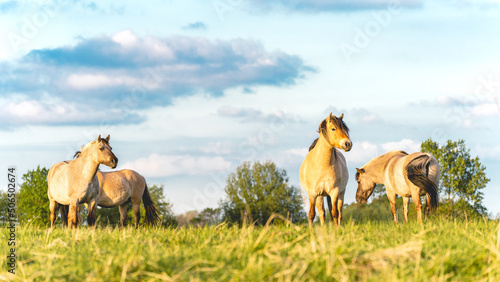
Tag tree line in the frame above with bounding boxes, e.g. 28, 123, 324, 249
0, 139, 494, 227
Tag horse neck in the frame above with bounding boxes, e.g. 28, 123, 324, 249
70, 151, 100, 183
311, 134, 336, 166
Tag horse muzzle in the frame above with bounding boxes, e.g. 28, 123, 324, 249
110, 157, 118, 169
341, 139, 352, 152
356, 195, 367, 204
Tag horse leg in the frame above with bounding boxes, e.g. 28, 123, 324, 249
86, 200, 98, 227
68, 203, 79, 229
387, 191, 398, 223
326, 195, 333, 221
337, 190, 345, 227
49, 200, 59, 228
402, 197, 410, 223
60, 205, 69, 228
425, 195, 431, 216
308, 194, 317, 226
315, 197, 326, 226
119, 204, 128, 227
412, 190, 423, 224
329, 190, 340, 226
132, 203, 141, 227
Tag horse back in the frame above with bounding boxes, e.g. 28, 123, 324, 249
384, 153, 413, 197
96, 169, 146, 207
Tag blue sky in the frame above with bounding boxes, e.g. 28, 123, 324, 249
1, 0, 500, 216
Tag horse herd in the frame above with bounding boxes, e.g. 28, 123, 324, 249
47, 113, 439, 229
300, 113, 440, 226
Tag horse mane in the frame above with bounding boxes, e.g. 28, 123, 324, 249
309, 116, 350, 151
308, 138, 319, 151
79, 137, 110, 153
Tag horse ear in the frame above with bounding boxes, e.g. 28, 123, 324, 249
97, 134, 101, 141
356, 168, 365, 174
105, 135, 110, 142
329, 112, 334, 122
339, 113, 344, 120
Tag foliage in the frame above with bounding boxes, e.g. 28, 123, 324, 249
3, 218, 500, 280
421, 139, 490, 217
0, 191, 18, 223
220, 161, 306, 225
18, 166, 50, 226
191, 208, 222, 226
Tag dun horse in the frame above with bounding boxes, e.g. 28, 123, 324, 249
299, 113, 352, 226
65, 152, 160, 227
47, 135, 118, 228
355, 150, 439, 224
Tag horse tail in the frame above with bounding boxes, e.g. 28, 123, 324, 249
405, 154, 438, 213
142, 184, 160, 225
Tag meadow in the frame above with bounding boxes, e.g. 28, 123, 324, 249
1, 217, 499, 281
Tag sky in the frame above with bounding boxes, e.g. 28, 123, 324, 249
1, 0, 499, 216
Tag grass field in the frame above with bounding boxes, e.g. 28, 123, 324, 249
2, 217, 500, 281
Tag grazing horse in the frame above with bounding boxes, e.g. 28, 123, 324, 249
47, 135, 118, 228
64, 152, 160, 227
355, 150, 439, 224
299, 113, 352, 226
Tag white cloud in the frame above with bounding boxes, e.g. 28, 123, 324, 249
286, 148, 308, 158
380, 139, 421, 153
470, 103, 500, 117
120, 153, 232, 177
344, 141, 378, 164
66, 73, 143, 90
0, 98, 143, 127
474, 145, 500, 161
112, 29, 138, 47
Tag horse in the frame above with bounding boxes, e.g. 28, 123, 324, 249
47, 135, 118, 228
67, 151, 160, 227
299, 113, 352, 226
355, 150, 440, 224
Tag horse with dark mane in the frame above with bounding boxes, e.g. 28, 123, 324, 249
299, 113, 352, 226
355, 150, 439, 224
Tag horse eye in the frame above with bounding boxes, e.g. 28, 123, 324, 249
331, 128, 336, 131
99, 147, 104, 151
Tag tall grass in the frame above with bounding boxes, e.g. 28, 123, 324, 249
1, 217, 499, 281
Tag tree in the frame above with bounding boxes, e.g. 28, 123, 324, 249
421, 139, 490, 217
220, 161, 306, 225
191, 208, 222, 226
18, 166, 50, 226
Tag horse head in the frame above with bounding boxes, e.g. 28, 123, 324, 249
82, 135, 119, 169
355, 168, 376, 204
321, 113, 352, 152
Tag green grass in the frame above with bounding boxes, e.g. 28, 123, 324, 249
2, 217, 500, 281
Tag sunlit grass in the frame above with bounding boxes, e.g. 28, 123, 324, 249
1, 217, 499, 281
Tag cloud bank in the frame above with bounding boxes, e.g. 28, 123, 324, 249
1, 30, 312, 128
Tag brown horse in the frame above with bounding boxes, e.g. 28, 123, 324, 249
299, 113, 352, 226
355, 150, 439, 224
48, 135, 118, 228
61, 152, 160, 227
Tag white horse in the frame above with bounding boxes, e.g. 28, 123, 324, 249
299, 113, 352, 226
